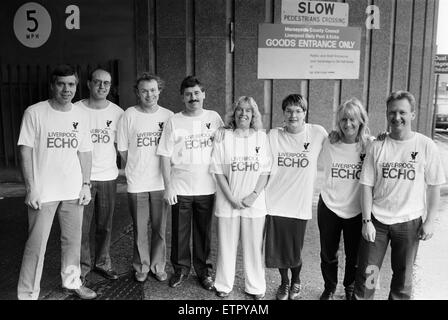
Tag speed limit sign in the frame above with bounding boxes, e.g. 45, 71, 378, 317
13, 2, 52, 48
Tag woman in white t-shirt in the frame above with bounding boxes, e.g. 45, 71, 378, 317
210, 96, 271, 300
317, 98, 372, 300
265, 94, 327, 300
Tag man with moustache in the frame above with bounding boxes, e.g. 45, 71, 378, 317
117, 73, 173, 282
354, 90, 445, 300
17, 64, 97, 299
75, 68, 124, 283
157, 75, 223, 290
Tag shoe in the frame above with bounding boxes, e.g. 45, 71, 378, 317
169, 272, 188, 288
289, 283, 302, 300
216, 291, 230, 298
319, 289, 335, 300
134, 271, 148, 282
253, 293, 265, 300
200, 276, 215, 291
64, 286, 97, 300
94, 268, 118, 280
276, 282, 290, 300
151, 271, 168, 282
345, 289, 354, 300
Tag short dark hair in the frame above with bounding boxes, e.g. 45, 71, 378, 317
281, 94, 308, 112
50, 64, 78, 85
134, 73, 165, 91
180, 75, 204, 95
88, 68, 111, 81
386, 90, 416, 112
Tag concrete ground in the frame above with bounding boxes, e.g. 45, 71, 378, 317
1, 132, 448, 301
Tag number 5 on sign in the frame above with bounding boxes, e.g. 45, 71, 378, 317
13, 2, 52, 48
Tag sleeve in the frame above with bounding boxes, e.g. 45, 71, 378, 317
318, 125, 329, 144
156, 116, 175, 157
17, 109, 36, 147
116, 112, 129, 152
424, 140, 446, 186
78, 113, 93, 152
261, 133, 272, 174
215, 112, 224, 128
210, 132, 225, 175
114, 110, 124, 143
319, 138, 331, 171
267, 129, 278, 176
359, 142, 376, 187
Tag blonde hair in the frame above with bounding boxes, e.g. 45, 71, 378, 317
224, 96, 263, 130
330, 98, 370, 151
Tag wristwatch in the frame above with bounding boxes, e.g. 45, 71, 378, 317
83, 182, 92, 188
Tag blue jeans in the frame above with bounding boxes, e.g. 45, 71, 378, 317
81, 179, 117, 277
353, 216, 421, 300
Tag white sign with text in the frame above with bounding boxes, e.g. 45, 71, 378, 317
282, 0, 349, 27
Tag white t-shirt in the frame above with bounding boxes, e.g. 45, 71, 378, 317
17, 100, 93, 203
210, 130, 271, 218
157, 110, 224, 196
75, 100, 124, 181
320, 138, 372, 219
117, 106, 173, 193
360, 133, 446, 225
266, 124, 327, 220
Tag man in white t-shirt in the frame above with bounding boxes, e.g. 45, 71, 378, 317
117, 73, 173, 283
157, 76, 223, 290
354, 90, 446, 300
75, 68, 124, 283
17, 65, 97, 300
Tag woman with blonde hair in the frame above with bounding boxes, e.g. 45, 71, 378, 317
211, 96, 271, 300
317, 97, 372, 300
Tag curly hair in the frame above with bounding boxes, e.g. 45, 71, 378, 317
330, 97, 370, 151
224, 96, 263, 130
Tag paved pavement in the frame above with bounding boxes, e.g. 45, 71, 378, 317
1, 132, 448, 301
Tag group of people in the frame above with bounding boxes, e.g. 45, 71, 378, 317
16, 64, 445, 301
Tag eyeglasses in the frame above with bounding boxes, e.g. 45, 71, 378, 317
91, 79, 111, 88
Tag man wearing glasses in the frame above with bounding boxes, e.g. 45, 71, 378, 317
117, 73, 173, 283
75, 68, 124, 283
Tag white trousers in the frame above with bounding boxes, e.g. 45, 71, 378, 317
17, 200, 83, 300
214, 216, 266, 295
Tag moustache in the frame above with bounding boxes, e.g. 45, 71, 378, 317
189, 100, 199, 103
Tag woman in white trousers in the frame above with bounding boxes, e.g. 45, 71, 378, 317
211, 96, 271, 300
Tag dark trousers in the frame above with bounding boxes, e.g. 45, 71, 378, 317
170, 194, 215, 279
317, 196, 362, 293
353, 216, 421, 300
80, 179, 117, 277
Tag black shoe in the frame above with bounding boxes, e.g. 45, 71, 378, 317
216, 291, 230, 298
200, 276, 215, 291
345, 289, 354, 300
276, 283, 290, 300
169, 272, 188, 288
319, 289, 335, 300
94, 267, 119, 280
